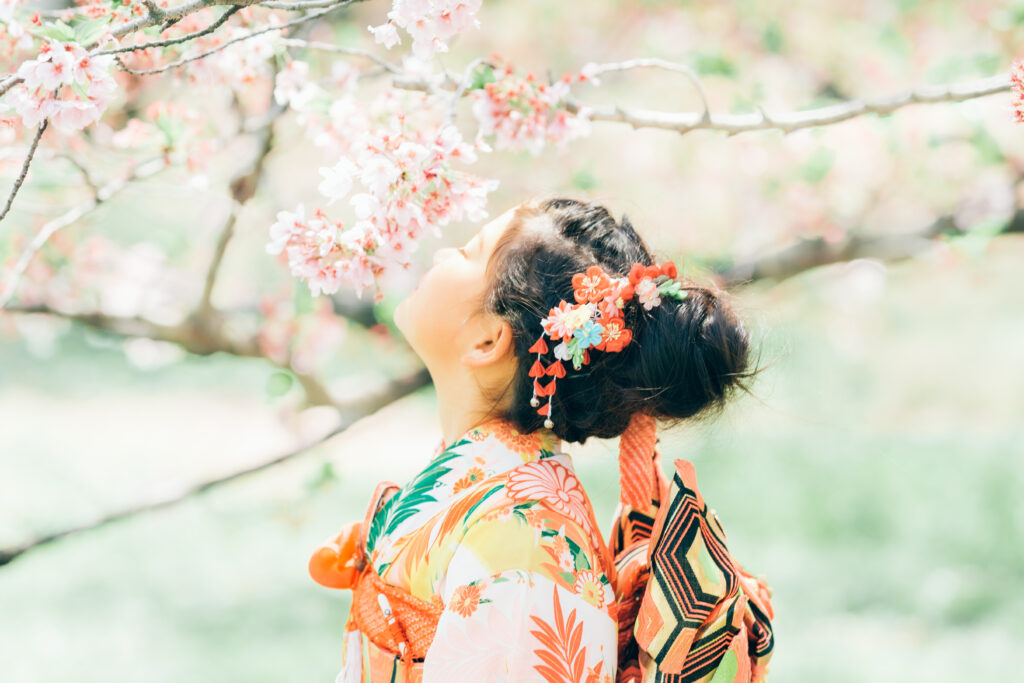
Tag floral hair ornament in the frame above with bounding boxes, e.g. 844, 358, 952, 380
529, 260, 688, 429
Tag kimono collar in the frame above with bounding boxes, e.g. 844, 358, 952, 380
436, 415, 563, 473
370, 416, 567, 557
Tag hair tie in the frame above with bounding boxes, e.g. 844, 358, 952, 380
529, 259, 687, 430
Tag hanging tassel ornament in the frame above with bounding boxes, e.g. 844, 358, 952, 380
528, 334, 548, 408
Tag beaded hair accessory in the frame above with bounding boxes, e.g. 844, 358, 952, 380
529, 260, 688, 429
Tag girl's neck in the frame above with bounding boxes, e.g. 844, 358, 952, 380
434, 373, 502, 447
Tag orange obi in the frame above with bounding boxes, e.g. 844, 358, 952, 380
309, 481, 443, 682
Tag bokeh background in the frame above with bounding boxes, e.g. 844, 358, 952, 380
2, 0, 1024, 681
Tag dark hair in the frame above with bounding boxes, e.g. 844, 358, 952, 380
478, 194, 766, 445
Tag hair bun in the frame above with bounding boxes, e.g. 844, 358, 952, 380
623, 281, 757, 426
483, 196, 764, 444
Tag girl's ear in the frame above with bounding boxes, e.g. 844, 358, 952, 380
461, 315, 515, 368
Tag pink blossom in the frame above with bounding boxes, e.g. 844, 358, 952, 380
1011, 58, 1024, 124
10, 40, 116, 132
317, 158, 359, 205
367, 21, 401, 49
369, 0, 482, 60
267, 115, 499, 300
1, 0, 20, 23
273, 59, 317, 110
470, 56, 593, 156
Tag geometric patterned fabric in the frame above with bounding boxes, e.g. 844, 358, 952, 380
610, 443, 775, 682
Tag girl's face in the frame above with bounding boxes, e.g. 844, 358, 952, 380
394, 204, 521, 372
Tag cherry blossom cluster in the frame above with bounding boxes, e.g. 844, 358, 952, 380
368, 0, 483, 61
469, 55, 596, 156
528, 262, 688, 428
1011, 58, 1024, 124
0, 0, 34, 58
180, 18, 283, 86
266, 113, 499, 301
7, 39, 117, 131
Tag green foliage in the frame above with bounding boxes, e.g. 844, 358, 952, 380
797, 147, 835, 184
571, 168, 598, 190
293, 280, 316, 315
969, 125, 1006, 166
926, 52, 1002, 83
36, 16, 112, 44
74, 16, 112, 46
469, 63, 497, 91
305, 461, 337, 491
877, 23, 910, 57
689, 50, 737, 78
762, 21, 784, 53
35, 20, 76, 43
154, 110, 185, 147
939, 216, 1008, 259
265, 370, 294, 397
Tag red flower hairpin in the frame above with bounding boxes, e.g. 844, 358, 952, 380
530, 261, 687, 429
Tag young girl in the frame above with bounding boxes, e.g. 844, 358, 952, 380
309, 196, 774, 682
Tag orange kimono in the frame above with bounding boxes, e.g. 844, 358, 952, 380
326, 416, 619, 682
311, 414, 776, 682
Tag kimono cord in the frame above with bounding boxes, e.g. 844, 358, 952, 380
618, 411, 658, 510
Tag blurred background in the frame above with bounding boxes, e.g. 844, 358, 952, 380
2, 0, 1023, 681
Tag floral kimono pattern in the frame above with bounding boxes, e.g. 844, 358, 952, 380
336, 416, 619, 683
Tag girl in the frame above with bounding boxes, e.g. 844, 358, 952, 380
309, 196, 773, 682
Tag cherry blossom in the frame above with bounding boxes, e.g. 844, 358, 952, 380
369, 0, 483, 61
1, 0, 19, 23
1011, 58, 1024, 124
181, 20, 283, 86
8, 39, 117, 131
267, 112, 499, 301
273, 59, 318, 110
469, 55, 595, 155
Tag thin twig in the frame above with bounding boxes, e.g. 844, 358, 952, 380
93, 6, 242, 56
277, 37, 403, 73
257, 0, 355, 9
0, 119, 47, 225
446, 57, 489, 126
0, 155, 171, 309
113, 2, 354, 76
0, 74, 22, 97
56, 153, 101, 198
582, 57, 712, 123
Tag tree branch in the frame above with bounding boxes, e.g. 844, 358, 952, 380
276, 37, 404, 74
0, 367, 432, 568
393, 62, 1013, 137
0, 119, 48, 226
716, 202, 1023, 287
569, 72, 1012, 137
93, 6, 243, 57
196, 84, 287, 318
113, 1, 360, 76
0, 154, 172, 309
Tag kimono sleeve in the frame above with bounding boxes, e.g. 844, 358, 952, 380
421, 511, 618, 683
